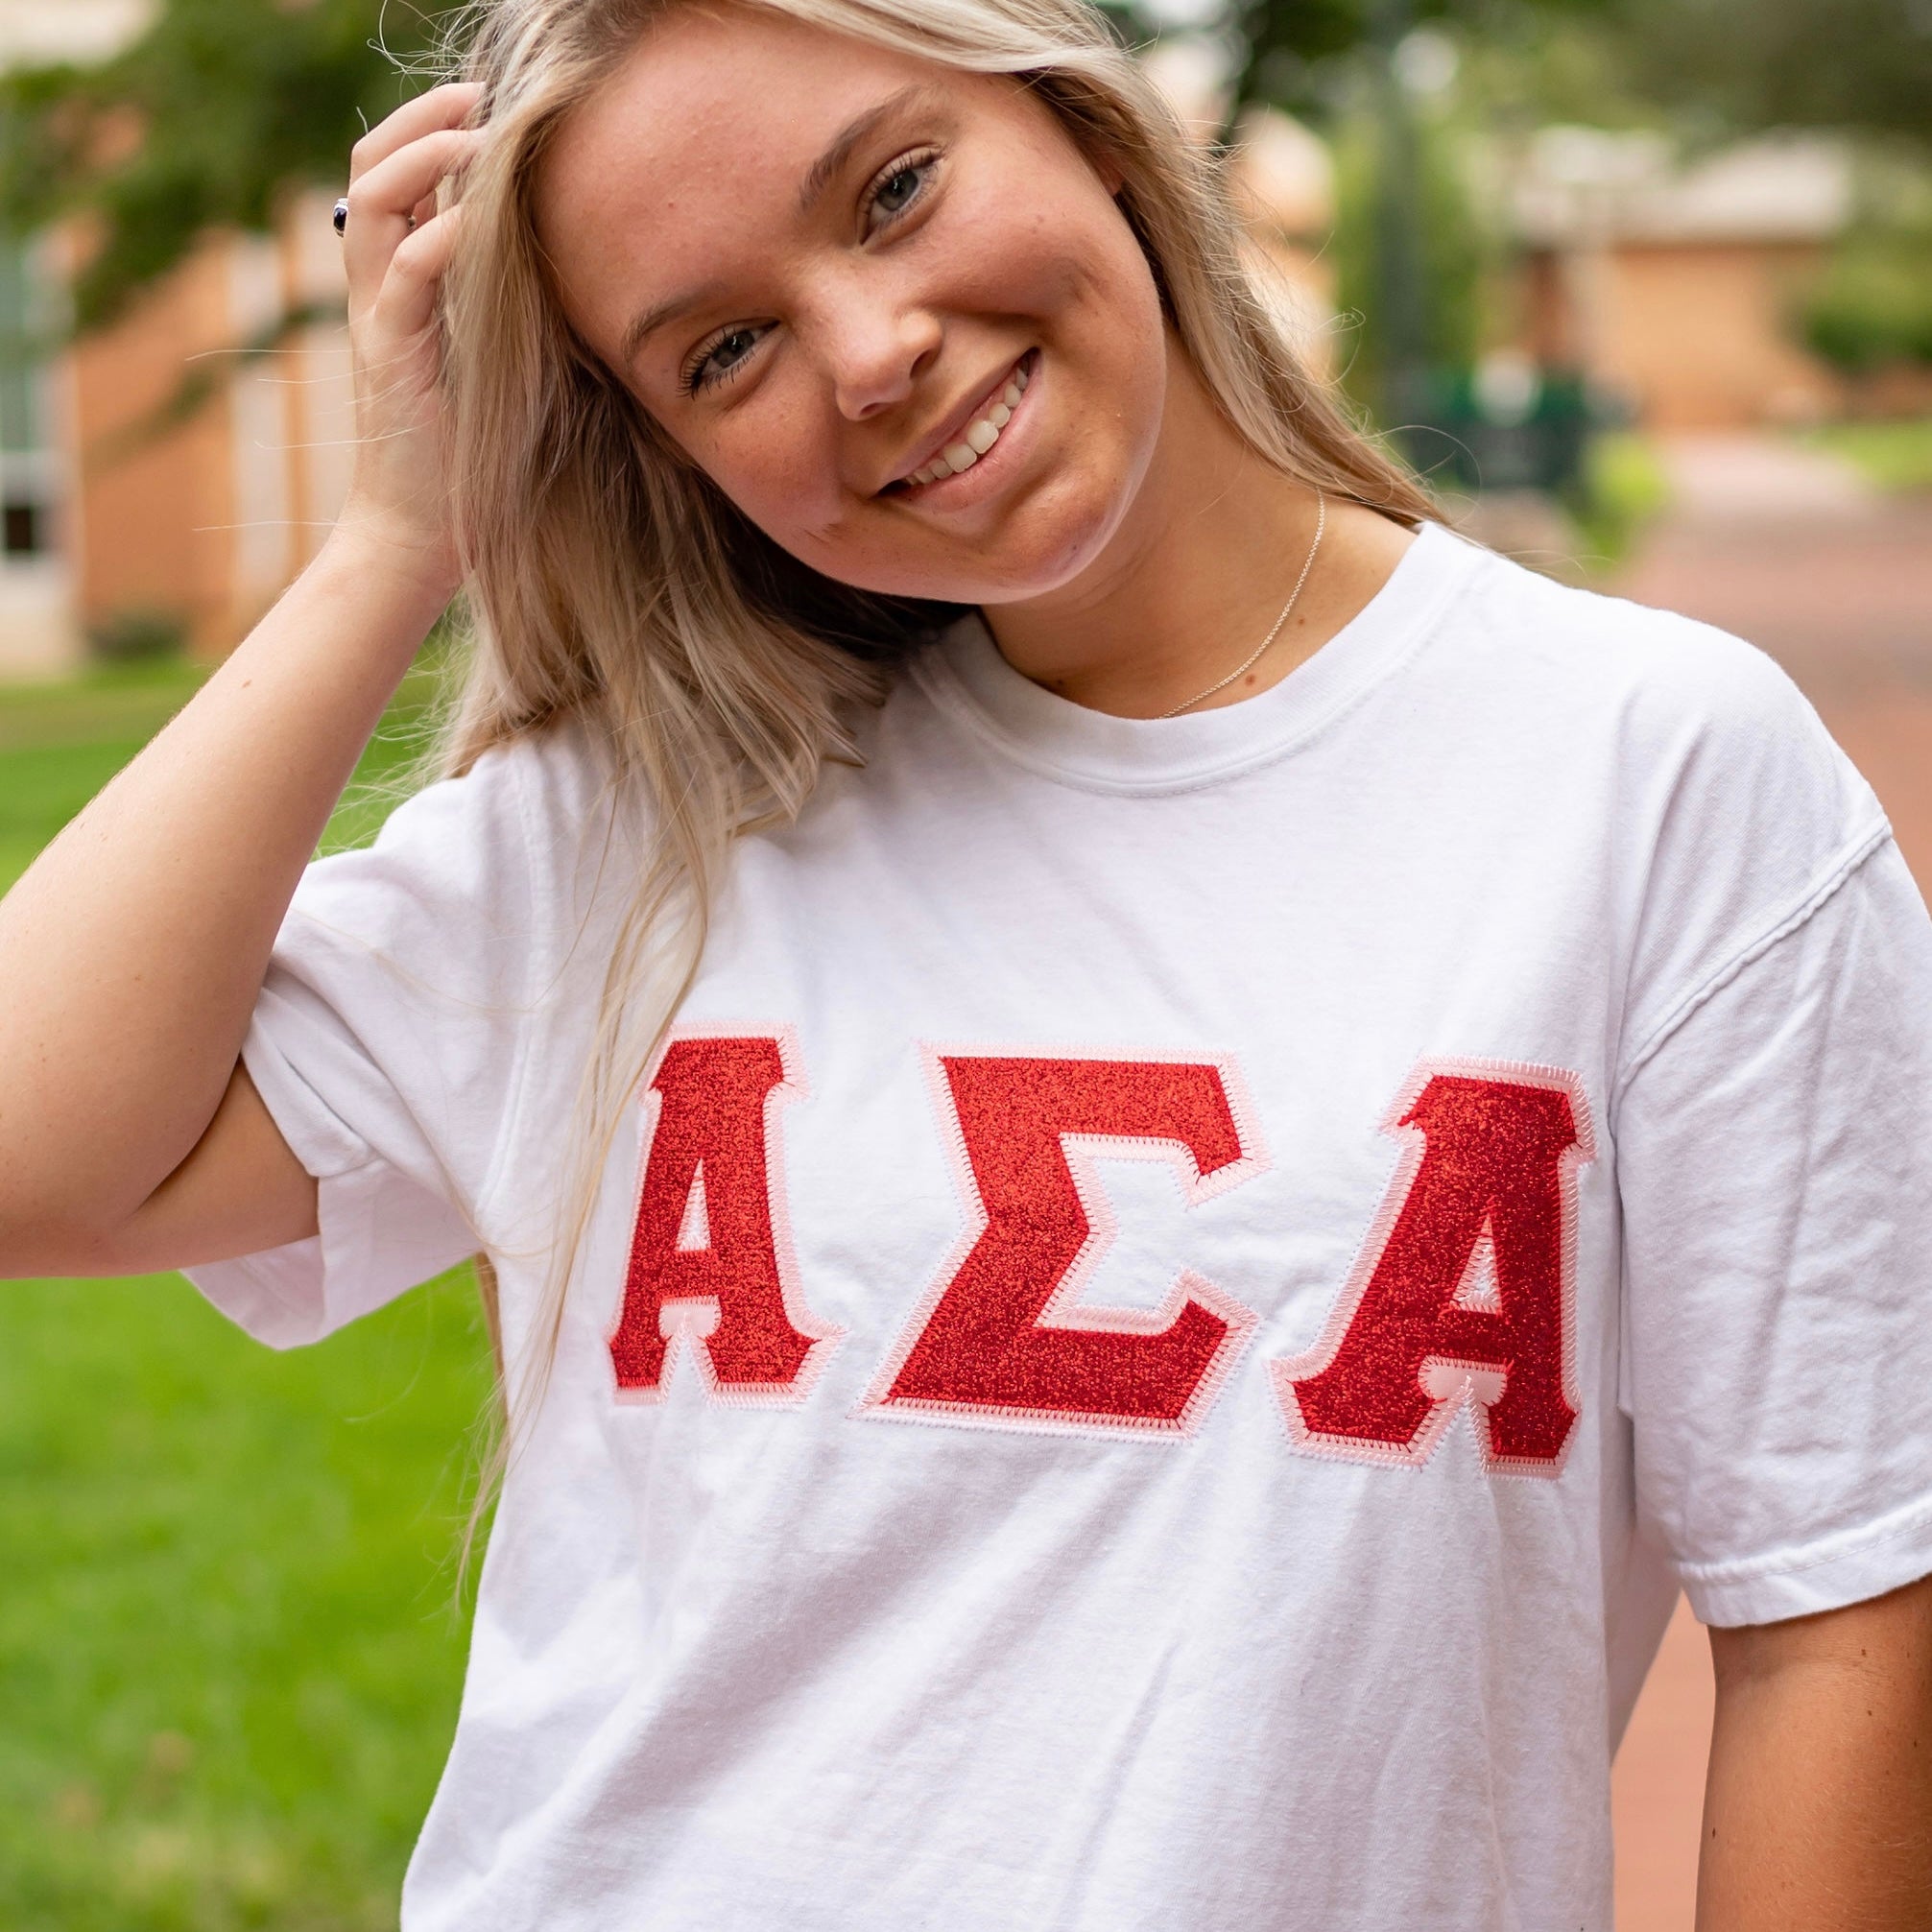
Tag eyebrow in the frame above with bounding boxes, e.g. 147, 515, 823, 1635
797, 83, 935, 215
622, 282, 724, 369
619, 83, 941, 370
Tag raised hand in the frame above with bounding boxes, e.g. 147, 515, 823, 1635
337, 82, 484, 596
0, 83, 500, 1282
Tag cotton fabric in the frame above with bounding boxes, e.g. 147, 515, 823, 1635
189, 524, 1932, 1929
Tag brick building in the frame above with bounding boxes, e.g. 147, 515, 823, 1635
1511, 129, 1853, 432
0, 0, 352, 678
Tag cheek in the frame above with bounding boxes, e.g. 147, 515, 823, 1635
946, 167, 1152, 353
698, 388, 846, 542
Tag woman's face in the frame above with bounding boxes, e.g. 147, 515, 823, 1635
534, 6, 1171, 607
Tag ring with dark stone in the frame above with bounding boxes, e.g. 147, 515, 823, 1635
333, 198, 349, 238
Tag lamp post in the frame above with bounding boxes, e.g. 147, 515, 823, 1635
1368, 0, 1431, 434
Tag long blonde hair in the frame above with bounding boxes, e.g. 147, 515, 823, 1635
432, 0, 1434, 1450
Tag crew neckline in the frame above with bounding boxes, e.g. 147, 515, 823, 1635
912, 519, 1484, 796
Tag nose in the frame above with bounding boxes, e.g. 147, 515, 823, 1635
814, 276, 942, 421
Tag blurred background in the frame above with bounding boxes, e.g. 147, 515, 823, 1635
0, 0, 1926, 1926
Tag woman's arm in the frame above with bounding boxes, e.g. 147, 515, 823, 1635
0, 83, 481, 1280
1699, 1574, 1932, 1929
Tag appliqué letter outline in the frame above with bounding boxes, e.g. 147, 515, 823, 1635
608, 1027, 840, 1405
1274, 1059, 1595, 1475
861, 1050, 1266, 1437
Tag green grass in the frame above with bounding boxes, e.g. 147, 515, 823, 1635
1801, 417, 1932, 495
0, 656, 491, 1930
0, 660, 209, 894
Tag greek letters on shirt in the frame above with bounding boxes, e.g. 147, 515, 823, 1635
607, 1033, 1595, 1476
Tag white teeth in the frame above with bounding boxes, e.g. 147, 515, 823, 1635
903, 360, 1033, 489
1014, 363, 1030, 391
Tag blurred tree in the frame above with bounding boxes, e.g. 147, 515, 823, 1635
1327, 79, 1490, 413
0, 0, 460, 332
6, 0, 1920, 454
1802, 188, 1932, 376
1109, 0, 1613, 426
6, 0, 1923, 341
1613, 0, 1932, 150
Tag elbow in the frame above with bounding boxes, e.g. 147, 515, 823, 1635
0, 1201, 144, 1281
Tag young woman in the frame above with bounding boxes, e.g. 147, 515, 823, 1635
2, 0, 1928, 1923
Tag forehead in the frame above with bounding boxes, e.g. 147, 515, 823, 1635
536, 11, 951, 335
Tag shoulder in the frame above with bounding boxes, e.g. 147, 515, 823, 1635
394, 710, 615, 847
1443, 534, 1813, 729
1433, 537, 1880, 841
334, 711, 622, 893
1430, 538, 1892, 1053
284, 711, 629, 999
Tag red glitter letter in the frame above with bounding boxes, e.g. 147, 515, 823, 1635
1274, 1061, 1595, 1474
608, 1029, 838, 1404
862, 1052, 1264, 1437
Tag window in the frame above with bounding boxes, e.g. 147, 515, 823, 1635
0, 239, 57, 562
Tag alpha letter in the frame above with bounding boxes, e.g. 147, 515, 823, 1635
608, 1030, 838, 1402
1275, 1061, 1594, 1473
863, 1053, 1264, 1436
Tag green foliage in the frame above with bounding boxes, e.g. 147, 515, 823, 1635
1612, 0, 1932, 150
1227, 0, 1614, 121
1801, 417, 1932, 494
87, 606, 190, 665
1223, 0, 1931, 146
1570, 428, 1671, 566
0, 0, 465, 331
1328, 92, 1491, 415
1801, 225, 1932, 374
1, 0, 1922, 348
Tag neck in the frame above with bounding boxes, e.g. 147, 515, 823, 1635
981, 334, 1417, 719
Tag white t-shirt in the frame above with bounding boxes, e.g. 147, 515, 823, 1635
189, 523, 1932, 1930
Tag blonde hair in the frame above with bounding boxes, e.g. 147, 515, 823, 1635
432, 0, 1433, 1458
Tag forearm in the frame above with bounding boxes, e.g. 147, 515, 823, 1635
1698, 1579, 1932, 1930
0, 529, 450, 1264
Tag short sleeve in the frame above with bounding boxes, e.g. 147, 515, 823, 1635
183, 740, 547, 1349
1616, 834, 1932, 1625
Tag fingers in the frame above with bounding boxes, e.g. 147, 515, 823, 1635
343, 127, 478, 301
348, 82, 483, 184
370, 204, 466, 344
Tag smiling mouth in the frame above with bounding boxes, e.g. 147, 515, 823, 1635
882, 352, 1034, 496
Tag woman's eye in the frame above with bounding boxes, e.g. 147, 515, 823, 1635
685, 325, 764, 394
865, 153, 937, 234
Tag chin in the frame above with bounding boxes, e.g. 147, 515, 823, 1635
828, 473, 1133, 608
970, 479, 1139, 604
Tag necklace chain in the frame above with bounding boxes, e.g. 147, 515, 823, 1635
1157, 491, 1326, 720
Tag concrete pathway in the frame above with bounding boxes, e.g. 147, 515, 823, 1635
1608, 435, 1932, 1927
1655, 433, 1876, 526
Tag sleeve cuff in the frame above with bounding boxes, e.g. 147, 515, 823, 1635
181, 1018, 477, 1349
1679, 1488, 1932, 1626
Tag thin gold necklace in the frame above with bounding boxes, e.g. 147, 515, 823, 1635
1157, 491, 1326, 720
